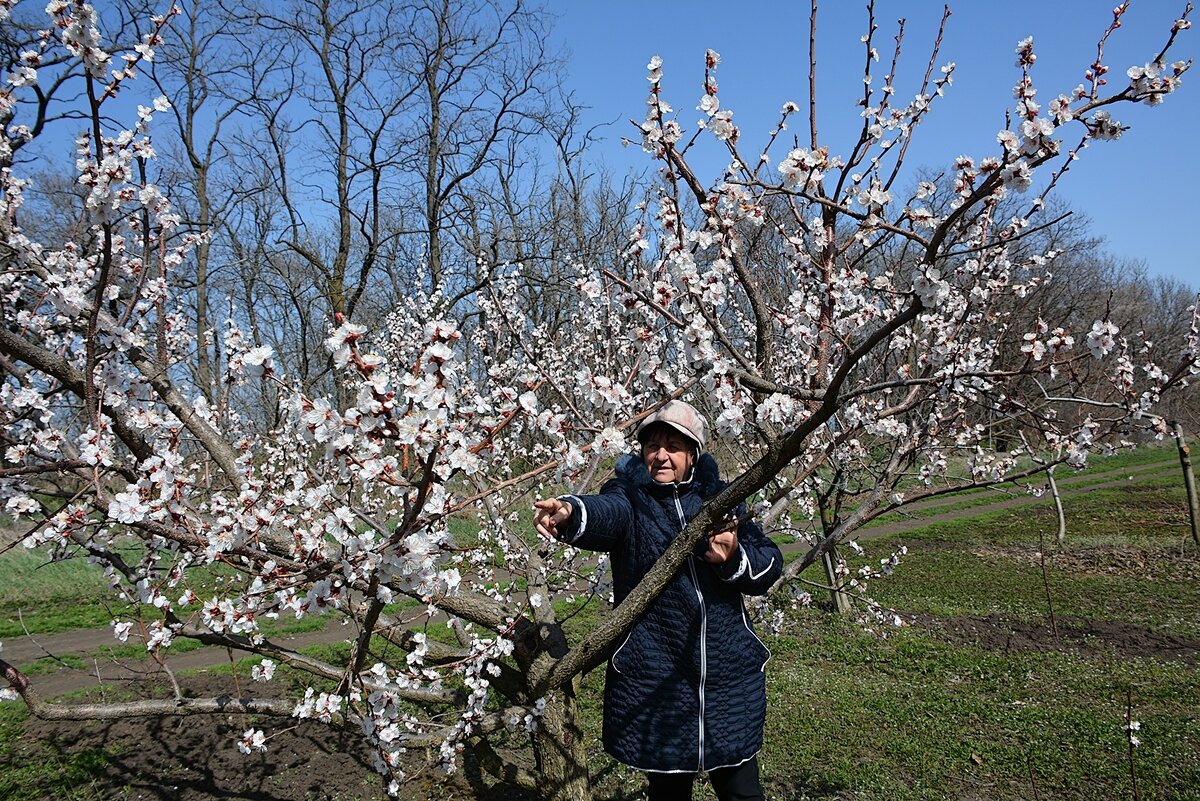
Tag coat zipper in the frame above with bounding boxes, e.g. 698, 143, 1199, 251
674, 486, 707, 772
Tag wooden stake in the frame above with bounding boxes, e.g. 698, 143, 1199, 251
1171, 422, 1200, 546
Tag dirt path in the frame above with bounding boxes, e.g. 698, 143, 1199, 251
3, 457, 1182, 700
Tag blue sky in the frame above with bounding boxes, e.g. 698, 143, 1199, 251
551, 1, 1198, 289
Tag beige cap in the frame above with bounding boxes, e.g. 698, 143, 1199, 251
636, 399, 708, 450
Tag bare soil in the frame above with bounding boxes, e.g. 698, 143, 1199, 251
16, 675, 538, 801
966, 543, 1200, 581
910, 611, 1200, 663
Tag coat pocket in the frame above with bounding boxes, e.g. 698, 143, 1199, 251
610, 628, 636, 676
740, 606, 772, 672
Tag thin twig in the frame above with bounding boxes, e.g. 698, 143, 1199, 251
18, 609, 77, 671
1035, 526, 1059, 640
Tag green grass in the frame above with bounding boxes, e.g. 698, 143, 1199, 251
760, 620, 1200, 801
0, 538, 347, 639
869, 545, 1199, 636
0, 547, 119, 637
773, 444, 1181, 546
896, 482, 1193, 548
846, 442, 1175, 504
917, 442, 1178, 483
859, 451, 1180, 530
844, 483, 1197, 632
865, 467, 1177, 527
753, 479, 1200, 801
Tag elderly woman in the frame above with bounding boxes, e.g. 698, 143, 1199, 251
534, 400, 782, 801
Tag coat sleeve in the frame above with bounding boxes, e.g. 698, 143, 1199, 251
710, 508, 782, 595
553, 478, 634, 553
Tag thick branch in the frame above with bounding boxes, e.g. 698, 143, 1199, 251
125, 343, 242, 486
3, 659, 295, 719
175, 627, 462, 706
0, 327, 152, 465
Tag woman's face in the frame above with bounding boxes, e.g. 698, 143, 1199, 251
640, 425, 696, 484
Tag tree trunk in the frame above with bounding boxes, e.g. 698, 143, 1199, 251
1172, 423, 1200, 546
530, 681, 592, 801
820, 540, 852, 615
818, 499, 851, 614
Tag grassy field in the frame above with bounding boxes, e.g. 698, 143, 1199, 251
1, 456, 1198, 800
0, 541, 338, 641
859, 445, 1180, 530
0, 545, 118, 638
747, 479, 1199, 801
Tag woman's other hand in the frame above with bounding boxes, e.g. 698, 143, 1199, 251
703, 527, 738, 564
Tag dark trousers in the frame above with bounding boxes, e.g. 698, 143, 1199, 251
645, 756, 763, 801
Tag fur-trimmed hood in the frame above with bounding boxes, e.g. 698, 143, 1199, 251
614, 451, 723, 497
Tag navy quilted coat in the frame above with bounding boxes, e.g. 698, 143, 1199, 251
556, 452, 782, 773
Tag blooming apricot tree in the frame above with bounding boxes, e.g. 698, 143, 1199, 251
0, 2, 1196, 800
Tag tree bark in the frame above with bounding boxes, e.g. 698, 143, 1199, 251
529, 681, 592, 801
